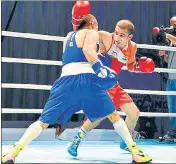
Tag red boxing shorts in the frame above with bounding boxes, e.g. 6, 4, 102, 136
107, 84, 133, 110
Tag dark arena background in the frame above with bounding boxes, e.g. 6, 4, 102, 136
1, 1, 176, 163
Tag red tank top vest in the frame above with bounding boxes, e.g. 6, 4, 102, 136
107, 41, 133, 74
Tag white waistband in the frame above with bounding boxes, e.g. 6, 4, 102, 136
60, 62, 95, 77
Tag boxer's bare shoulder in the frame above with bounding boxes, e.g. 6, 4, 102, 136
99, 31, 113, 53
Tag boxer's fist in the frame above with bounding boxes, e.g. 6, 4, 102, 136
72, 1, 91, 18
72, 1, 91, 27
92, 60, 118, 90
138, 57, 155, 73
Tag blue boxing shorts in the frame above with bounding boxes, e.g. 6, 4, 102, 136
39, 73, 116, 125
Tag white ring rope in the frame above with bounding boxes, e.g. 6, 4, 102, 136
2, 31, 176, 117
2, 108, 176, 117
2, 31, 176, 51
137, 44, 176, 52
2, 57, 62, 66
2, 31, 65, 42
2, 57, 176, 73
2, 83, 176, 96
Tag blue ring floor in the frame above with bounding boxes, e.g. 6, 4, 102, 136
2, 140, 176, 163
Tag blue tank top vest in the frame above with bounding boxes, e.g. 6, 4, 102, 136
62, 32, 87, 66
62, 32, 100, 66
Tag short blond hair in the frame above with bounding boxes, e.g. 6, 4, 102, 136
116, 20, 135, 35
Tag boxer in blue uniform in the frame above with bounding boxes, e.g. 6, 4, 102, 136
2, 14, 118, 164
66, 2, 152, 163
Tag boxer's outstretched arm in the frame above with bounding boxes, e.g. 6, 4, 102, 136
82, 29, 118, 89
126, 43, 137, 71
127, 42, 155, 73
98, 31, 113, 54
82, 30, 99, 63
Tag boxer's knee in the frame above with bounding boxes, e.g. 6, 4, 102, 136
120, 102, 140, 121
39, 120, 49, 129
129, 105, 140, 121
108, 111, 121, 123
134, 108, 140, 120
82, 117, 104, 131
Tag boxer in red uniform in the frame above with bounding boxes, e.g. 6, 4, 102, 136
98, 20, 154, 150
67, 2, 152, 163
68, 3, 155, 155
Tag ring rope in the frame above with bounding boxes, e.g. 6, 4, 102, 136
2, 57, 176, 73
2, 31, 65, 42
2, 108, 176, 117
2, 31, 176, 51
2, 57, 62, 66
2, 31, 176, 118
2, 83, 176, 95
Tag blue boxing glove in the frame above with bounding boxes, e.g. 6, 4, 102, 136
92, 59, 118, 90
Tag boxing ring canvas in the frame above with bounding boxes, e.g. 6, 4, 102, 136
2, 140, 176, 163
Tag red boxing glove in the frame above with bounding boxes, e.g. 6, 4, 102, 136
134, 57, 155, 73
72, 1, 91, 28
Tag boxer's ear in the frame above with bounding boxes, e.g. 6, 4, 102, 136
128, 34, 133, 40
